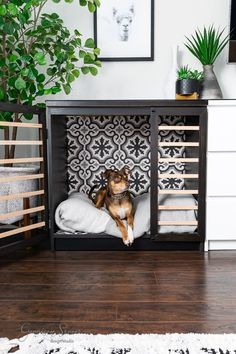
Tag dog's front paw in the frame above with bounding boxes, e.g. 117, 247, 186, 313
123, 236, 130, 246
122, 227, 134, 246
122, 236, 131, 247
127, 226, 134, 246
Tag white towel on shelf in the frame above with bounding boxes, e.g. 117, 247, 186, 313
55, 192, 198, 238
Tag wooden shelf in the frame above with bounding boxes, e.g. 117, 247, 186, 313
0, 157, 43, 164
0, 140, 43, 145
159, 190, 199, 195
0, 174, 44, 183
0, 190, 44, 201
159, 126, 200, 131
0, 121, 42, 128
159, 205, 198, 210
159, 158, 199, 163
0, 222, 45, 239
159, 142, 199, 147
0, 206, 45, 220
158, 221, 198, 226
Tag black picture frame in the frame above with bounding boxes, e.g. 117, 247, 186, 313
94, 0, 154, 62
229, 0, 236, 62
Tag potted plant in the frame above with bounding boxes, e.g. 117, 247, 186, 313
176, 65, 203, 96
184, 25, 230, 99
0, 0, 101, 224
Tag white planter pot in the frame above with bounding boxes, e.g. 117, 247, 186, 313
0, 165, 40, 224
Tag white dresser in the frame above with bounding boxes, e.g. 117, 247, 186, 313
206, 100, 236, 250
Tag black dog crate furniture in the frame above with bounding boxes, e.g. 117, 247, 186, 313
46, 100, 207, 251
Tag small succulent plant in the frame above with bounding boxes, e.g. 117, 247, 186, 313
177, 65, 203, 81
177, 65, 191, 80
189, 69, 204, 81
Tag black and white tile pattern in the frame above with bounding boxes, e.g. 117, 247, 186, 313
67, 115, 186, 195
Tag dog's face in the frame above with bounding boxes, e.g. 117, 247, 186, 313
103, 167, 131, 195
112, 4, 135, 42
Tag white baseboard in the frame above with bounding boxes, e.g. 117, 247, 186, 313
207, 240, 236, 250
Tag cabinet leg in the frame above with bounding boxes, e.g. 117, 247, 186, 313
50, 236, 55, 251
199, 242, 205, 252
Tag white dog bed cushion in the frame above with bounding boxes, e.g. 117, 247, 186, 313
55, 192, 197, 238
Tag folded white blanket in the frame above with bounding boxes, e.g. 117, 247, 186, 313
55, 192, 197, 238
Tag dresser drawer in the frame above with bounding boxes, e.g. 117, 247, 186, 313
207, 197, 236, 240
207, 152, 236, 196
208, 107, 236, 152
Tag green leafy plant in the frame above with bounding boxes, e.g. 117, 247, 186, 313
177, 65, 203, 81
177, 65, 191, 80
0, 0, 101, 160
184, 25, 230, 65
189, 69, 204, 81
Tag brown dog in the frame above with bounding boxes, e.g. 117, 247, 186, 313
89, 167, 134, 246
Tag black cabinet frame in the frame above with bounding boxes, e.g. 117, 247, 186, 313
46, 100, 207, 251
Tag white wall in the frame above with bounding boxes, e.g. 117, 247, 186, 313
43, 0, 236, 100
2, 0, 235, 160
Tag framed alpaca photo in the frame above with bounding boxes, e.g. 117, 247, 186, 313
94, 0, 154, 61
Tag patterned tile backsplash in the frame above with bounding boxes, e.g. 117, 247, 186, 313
67, 115, 186, 195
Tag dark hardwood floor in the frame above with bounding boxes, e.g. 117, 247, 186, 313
1, 245, 236, 338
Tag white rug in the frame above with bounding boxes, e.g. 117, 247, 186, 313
1, 333, 236, 354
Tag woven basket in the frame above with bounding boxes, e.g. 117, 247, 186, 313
0, 165, 39, 224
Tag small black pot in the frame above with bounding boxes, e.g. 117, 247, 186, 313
176, 79, 200, 95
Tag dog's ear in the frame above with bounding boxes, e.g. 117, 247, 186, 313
102, 169, 113, 180
121, 166, 131, 177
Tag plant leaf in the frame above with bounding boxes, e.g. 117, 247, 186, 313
63, 84, 71, 94
34, 52, 46, 65
36, 73, 46, 83
9, 54, 18, 62
88, 1, 95, 12
72, 69, 80, 77
79, 0, 87, 6
89, 66, 98, 75
81, 66, 90, 74
0, 87, 4, 100
15, 77, 26, 90
0, 4, 6, 16
84, 38, 95, 48
23, 113, 33, 120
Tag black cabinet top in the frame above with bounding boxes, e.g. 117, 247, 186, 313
46, 99, 208, 108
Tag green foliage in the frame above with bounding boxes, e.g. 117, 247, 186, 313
79, 0, 100, 10
0, 0, 101, 115
177, 65, 203, 81
190, 69, 204, 81
177, 65, 191, 80
185, 25, 230, 65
